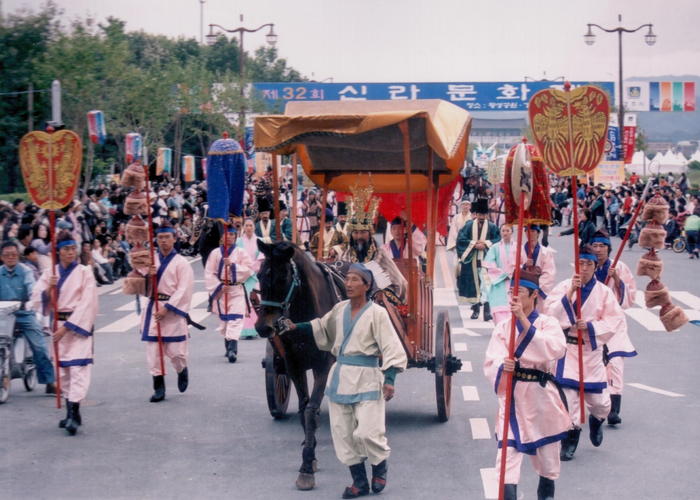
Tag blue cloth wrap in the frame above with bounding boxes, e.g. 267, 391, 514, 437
207, 138, 246, 219
56, 239, 77, 249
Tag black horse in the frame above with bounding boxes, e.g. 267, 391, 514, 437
255, 241, 345, 490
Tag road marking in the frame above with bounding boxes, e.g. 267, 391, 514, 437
460, 361, 473, 372
669, 291, 700, 310
438, 246, 455, 290
452, 327, 481, 337
434, 287, 458, 307
115, 292, 210, 312
96, 312, 142, 333
188, 256, 202, 264
188, 309, 211, 324
459, 306, 495, 329
454, 342, 468, 352
462, 386, 480, 401
480, 468, 499, 499
110, 288, 123, 295
627, 383, 684, 398
635, 293, 658, 310
470, 418, 491, 440
625, 309, 666, 331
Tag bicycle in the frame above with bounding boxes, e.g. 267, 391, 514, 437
672, 230, 687, 253
0, 301, 37, 404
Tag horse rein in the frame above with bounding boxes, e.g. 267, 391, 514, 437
260, 260, 301, 357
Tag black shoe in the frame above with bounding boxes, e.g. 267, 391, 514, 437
45, 383, 57, 395
178, 367, 189, 393
589, 415, 604, 447
470, 304, 480, 320
65, 402, 80, 435
483, 302, 493, 322
371, 460, 388, 494
227, 340, 238, 363
537, 476, 555, 500
150, 375, 165, 402
504, 484, 517, 500
607, 394, 622, 425
342, 462, 370, 498
59, 400, 71, 428
560, 427, 581, 461
224, 338, 228, 357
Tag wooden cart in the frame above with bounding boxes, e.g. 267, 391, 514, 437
255, 100, 473, 421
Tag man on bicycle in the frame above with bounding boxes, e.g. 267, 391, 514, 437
0, 241, 56, 393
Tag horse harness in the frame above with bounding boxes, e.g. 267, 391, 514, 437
260, 260, 301, 358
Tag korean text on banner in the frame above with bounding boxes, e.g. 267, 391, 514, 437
605, 115, 620, 161
594, 161, 625, 186
623, 114, 637, 164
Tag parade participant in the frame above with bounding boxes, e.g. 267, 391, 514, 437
205, 225, 255, 362
491, 188, 507, 227
285, 263, 408, 499
482, 224, 517, 325
544, 244, 625, 460
236, 218, 264, 339
456, 198, 501, 320
335, 181, 407, 305
590, 228, 637, 425
335, 202, 349, 236
446, 198, 472, 252
139, 219, 195, 402
270, 200, 294, 242
296, 203, 311, 247
381, 217, 427, 261
484, 269, 571, 500
520, 225, 556, 311
255, 199, 274, 244
0, 241, 56, 394
31, 231, 98, 435
305, 190, 322, 238
310, 208, 349, 259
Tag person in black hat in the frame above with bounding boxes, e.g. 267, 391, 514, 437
270, 200, 293, 242
255, 198, 273, 243
544, 243, 626, 461
310, 207, 349, 259
335, 201, 349, 236
456, 198, 501, 321
484, 267, 570, 500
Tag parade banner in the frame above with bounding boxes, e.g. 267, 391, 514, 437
87, 110, 106, 145
157, 147, 172, 175
622, 114, 637, 164
605, 115, 620, 161
625, 81, 695, 112
201, 158, 207, 179
125, 133, 142, 164
594, 161, 625, 186
183, 155, 195, 182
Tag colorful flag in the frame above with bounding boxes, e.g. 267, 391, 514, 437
605, 115, 620, 161
87, 110, 106, 145
157, 147, 172, 175
125, 133, 142, 164
684, 82, 696, 112
201, 158, 207, 180
660, 82, 673, 112
183, 155, 195, 182
622, 114, 636, 164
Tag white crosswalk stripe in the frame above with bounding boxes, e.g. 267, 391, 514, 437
480, 468, 499, 499
627, 289, 700, 331
470, 418, 492, 440
462, 385, 480, 401
627, 383, 685, 398
454, 342, 468, 352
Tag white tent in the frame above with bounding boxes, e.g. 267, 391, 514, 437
626, 150, 688, 176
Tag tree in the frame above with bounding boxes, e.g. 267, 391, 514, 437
635, 128, 648, 153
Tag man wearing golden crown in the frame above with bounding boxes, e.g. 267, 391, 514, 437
334, 178, 408, 306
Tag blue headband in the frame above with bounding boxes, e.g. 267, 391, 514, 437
157, 227, 176, 235
591, 237, 611, 245
529, 225, 542, 232
226, 227, 238, 234
512, 279, 539, 291
580, 253, 597, 262
56, 239, 77, 249
348, 263, 374, 288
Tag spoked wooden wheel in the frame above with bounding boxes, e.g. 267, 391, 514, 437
435, 310, 453, 422
263, 340, 291, 419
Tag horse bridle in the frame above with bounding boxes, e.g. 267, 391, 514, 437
260, 260, 300, 318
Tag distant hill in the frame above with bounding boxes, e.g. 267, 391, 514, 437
627, 75, 700, 143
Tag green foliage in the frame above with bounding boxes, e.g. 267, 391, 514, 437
0, 4, 306, 193
688, 160, 700, 171
635, 129, 648, 153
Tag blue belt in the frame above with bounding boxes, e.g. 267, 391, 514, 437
336, 355, 379, 367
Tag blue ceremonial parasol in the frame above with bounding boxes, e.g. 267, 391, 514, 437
206, 132, 246, 220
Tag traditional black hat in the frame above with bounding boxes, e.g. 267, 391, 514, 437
473, 198, 489, 214
337, 201, 347, 216
258, 198, 271, 213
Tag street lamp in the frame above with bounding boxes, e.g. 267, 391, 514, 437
584, 15, 656, 161
206, 17, 278, 140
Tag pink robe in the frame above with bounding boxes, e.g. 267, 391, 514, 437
544, 278, 625, 392
484, 311, 572, 453
381, 227, 427, 260
204, 245, 254, 328
32, 262, 98, 367
520, 242, 556, 297
595, 259, 637, 357
140, 250, 194, 342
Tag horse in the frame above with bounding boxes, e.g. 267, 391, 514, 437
255, 240, 345, 491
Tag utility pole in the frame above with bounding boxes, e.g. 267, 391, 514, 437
199, 0, 206, 44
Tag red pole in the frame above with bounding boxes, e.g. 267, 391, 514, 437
142, 162, 166, 377
498, 190, 526, 500
46, 126, 61, 409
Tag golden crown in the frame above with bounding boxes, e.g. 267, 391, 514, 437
348, 174, 381, 233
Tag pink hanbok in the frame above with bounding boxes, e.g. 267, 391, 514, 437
544, 278, 625, 423
204, 245, 254, 341
520, 242, 556, 312
32, 261, 98, 403
484, 311, 571, 483
139, 250, 194, 376
236, 235, 265, 338
595, 259, 637, 395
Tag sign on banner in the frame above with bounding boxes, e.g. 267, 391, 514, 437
605, 115, 620, 161
253, 81, 615, 112
125, 133, 142, 164
201, 158, 207, 180
594, 161, 625, 186
157, 147, 172, 175
87, 110, 106, 145
182, 155, 195, 182
646, 81, 696, 112
623, 114, 637, 164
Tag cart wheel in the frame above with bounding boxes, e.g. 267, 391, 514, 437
672, 238, 686, 253
24, 367, 37, 392
0, 351, 10, 404
435, 310, 452, 422
264, 340, 291, 419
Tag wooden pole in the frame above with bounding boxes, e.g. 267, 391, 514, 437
564, 82, 585, 424
271, 155, 281, 241
47, 126, 61, 409
426, 146, 436, 280
497, 190, 526, 500
291, 153, 298, 244
317, 176, 329, 261
399, 120, 415, 318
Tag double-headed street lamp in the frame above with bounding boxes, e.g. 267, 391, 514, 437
584, 15, 656, 160
206, 18, 278, 140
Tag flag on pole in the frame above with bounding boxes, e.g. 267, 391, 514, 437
183, 155, 195, 182
87, 110, 106, 145
157, 147, 172, 175
201, 158, 207, 180
125, 133, 142, 164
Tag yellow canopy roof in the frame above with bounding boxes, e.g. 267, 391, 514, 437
253, 100, 472, 193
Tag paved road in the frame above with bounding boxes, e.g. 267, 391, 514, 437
1, 228, 699, 500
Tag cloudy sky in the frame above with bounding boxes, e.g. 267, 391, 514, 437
6, 0, 700, 83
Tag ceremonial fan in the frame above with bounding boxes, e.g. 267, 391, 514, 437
18, 127, 83, 408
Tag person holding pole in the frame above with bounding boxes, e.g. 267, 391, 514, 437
544, 243, 625, 460
31, 230, 98, 435
519, 225, 556, 312
484, 268, 571, 500
139, 219, 195, 402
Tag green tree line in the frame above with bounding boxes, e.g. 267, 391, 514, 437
0, 3, 304, 193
